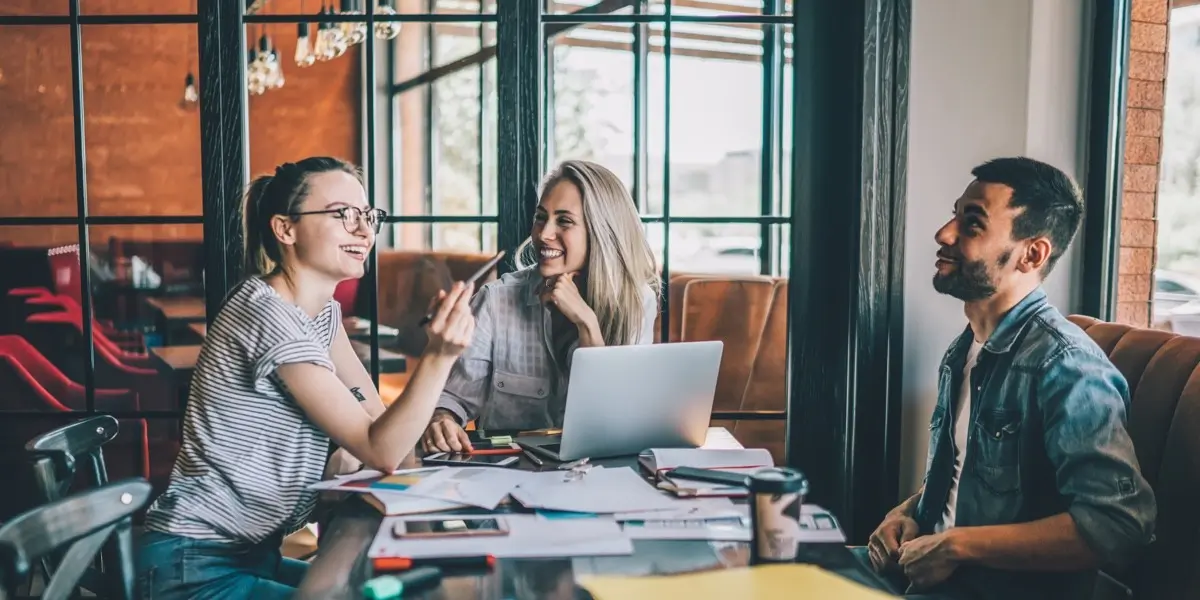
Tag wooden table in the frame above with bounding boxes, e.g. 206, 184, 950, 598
149, 345, 202, 374
144, 296, 206, 323
296, 452, 893, 599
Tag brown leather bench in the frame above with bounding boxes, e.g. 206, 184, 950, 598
1067, 314, 1200, 600
657, 274, 789, 463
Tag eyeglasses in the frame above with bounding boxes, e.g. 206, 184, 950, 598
288, 206, 388, 234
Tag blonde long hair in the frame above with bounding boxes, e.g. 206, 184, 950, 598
517, 160, 662, 346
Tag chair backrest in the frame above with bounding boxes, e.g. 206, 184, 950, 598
678, 276, 776, 413
0, 478, 151, 600
0, 335, 78, 404
47, 245, 82, 306
1067, 315, 1200, 600
373, 250, 498, 355
25, 415, 120, 504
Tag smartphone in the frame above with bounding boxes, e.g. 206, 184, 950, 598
393, 517, 509, 539
666, 466, 753, 488
418, 251, 506, 326
422, 452, 519, 468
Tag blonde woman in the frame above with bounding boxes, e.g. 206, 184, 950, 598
421, 160, 661, 452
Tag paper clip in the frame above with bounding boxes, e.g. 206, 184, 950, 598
560, 458, 592, 482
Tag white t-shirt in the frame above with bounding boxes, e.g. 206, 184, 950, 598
938, 338, 983, 532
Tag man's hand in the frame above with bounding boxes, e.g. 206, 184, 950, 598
897, 530, 961, 589
867, 512, 920, 572
421, 408, 473, 453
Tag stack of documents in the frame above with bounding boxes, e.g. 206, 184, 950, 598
638, 448, 774, 474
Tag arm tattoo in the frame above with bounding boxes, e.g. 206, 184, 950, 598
350, 386, 367, 402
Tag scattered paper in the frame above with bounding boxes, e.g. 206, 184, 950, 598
400, 466, 531, 510
307, 468, 443, 493
309, 467, 528, 511
510, 467, 678, 514
365, 491, 469, 516
368, 514, 633, 559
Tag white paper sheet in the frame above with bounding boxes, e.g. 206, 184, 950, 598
368, 514, 633, 559
510, 467, 678, 514
399, 466, 532, 510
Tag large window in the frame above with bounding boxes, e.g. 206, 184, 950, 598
0, 0, 800, 520
1154, 5, 1200, 334
0, 4, 207, 517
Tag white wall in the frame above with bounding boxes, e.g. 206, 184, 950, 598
900, 0, 1090, 496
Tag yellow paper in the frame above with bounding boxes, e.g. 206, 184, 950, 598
579, 564, 895, 600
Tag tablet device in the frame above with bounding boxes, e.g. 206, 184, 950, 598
422, 452, 518, 468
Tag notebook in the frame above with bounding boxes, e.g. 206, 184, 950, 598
639, 448, 774, 498
638, 448, 774, 474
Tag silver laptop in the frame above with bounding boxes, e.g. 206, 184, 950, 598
521, 341, 723, 462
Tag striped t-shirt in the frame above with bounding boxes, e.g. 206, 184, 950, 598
144, 277, 339, 544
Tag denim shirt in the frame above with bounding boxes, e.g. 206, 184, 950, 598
915, 288, 1156, 600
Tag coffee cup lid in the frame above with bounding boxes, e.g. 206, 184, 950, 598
749, 467, 809, 495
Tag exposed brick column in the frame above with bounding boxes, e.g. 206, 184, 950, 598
1117, 0, 1169, 327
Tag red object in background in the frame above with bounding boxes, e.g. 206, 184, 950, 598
0, 335, 138, 411
334, 277, 360, 315
0, 335, 149, 479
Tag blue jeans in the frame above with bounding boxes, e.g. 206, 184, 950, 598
135, 530, 309, 600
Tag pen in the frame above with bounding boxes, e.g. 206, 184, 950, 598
418, 251, 505, 327
373, 555, 496, 572
521, 447, 544, 466
362, 566, 443, 600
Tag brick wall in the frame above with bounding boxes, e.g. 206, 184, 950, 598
0, 0, 361, 247
1117, 0, 1170, 327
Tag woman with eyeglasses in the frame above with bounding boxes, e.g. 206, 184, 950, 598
136, 157, 476, 599
422, 159, 661, 453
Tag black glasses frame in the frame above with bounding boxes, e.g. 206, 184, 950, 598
287, 206, 388, 234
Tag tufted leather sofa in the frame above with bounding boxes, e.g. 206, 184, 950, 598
1067, 314, 1200, 600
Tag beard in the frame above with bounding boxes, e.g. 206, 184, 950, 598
933, 248, 1011, 302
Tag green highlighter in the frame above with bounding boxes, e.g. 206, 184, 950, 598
362, 566, 443, 599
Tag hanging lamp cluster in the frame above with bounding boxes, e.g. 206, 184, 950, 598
182, 0, 402, 103
294, 0, 402, 69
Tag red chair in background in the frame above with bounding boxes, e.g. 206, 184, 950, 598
0, 335, 148, 479
9, 245, 143, 349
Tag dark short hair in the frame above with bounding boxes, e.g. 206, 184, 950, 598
970, 157, 1083, 275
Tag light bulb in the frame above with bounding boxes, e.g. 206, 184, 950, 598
325, 22, 348, 58
374, 1, 400, 40
180, 72, 198, 108
295, 22, 316, 67
313, 22, 330, 61
340, 0, 368, 45
270, 50, 285, 88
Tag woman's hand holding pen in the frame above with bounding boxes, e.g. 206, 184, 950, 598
422, 282, 475, 360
